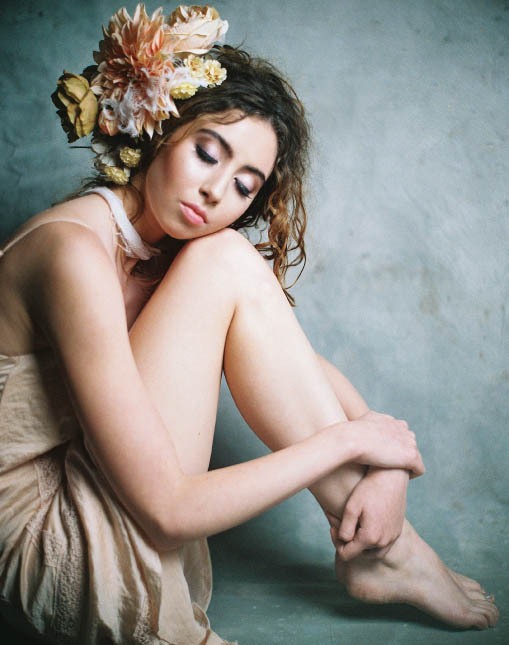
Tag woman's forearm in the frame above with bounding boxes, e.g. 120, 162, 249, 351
153, 411, 422, 550
152, 423, 358, 549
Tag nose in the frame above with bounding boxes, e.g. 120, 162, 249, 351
199, 170, 229, 205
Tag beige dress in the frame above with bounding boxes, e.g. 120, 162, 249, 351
0, 196, 235, 644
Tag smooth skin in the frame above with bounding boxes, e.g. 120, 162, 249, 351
0, 115, 498, 630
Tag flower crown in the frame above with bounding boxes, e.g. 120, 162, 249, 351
52, 4, 228, 185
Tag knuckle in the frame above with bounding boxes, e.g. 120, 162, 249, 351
365, 529, 380, 545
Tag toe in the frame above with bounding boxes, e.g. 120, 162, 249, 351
465, 588, 490, 602
450, 570, 484, 592
476, 599, 499, 628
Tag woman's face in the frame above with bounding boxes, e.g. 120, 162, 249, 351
139, 116, 278, 243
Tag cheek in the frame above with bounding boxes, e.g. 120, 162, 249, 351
225, 198, 251, 226
167, 150, 208, 189
150, 145, 186, 186
146, 155, 168, 194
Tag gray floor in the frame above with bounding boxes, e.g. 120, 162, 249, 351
207, 505, 508, 644
1, 524, 507, 645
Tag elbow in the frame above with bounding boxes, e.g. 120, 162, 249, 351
147, 521, 184, 552
143, 492, 199, 552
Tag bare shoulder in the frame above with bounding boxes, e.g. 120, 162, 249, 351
13, 192, 111, 268
33, 216, 113, 272
3, 208, 123, 332
3, 215, 113, 286
0, 208, 122, 353
29, 221, 123, 318
1, 195, 111, 270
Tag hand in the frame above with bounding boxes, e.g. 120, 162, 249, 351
331, 467, 409, 561
345, 411, 425, 476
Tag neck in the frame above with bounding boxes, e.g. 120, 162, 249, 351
127, 175, 167, 246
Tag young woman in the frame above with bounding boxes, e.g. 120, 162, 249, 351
0, 5, 498, 643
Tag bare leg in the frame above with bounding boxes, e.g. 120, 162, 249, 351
131, 229, 364, 514
130, 230, 498, 629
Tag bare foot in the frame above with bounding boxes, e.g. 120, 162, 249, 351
335, 520, 499, 629
449, 570, 488, 595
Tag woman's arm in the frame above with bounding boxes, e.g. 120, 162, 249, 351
317, 354, 411, 559
31, 227, 422, 550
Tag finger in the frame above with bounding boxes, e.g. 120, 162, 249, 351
337, 537, 366, 562
410, 454, 426, 478
337, 528, 372, 561
338, 506, 360, 542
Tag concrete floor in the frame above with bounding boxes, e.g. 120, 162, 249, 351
0, 488, 506, 643
207, 513, 508, 645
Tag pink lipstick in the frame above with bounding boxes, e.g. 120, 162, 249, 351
181, 202, 207, 225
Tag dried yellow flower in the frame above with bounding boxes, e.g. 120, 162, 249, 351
203, 60, 226, 86
52, 72, 98, 142
170, 83, 199, 100
119, 146, 142, 168
102, 165, 130, 185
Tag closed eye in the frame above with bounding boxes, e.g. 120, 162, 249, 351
235, 178, 253, 199
195, 144, 217, 165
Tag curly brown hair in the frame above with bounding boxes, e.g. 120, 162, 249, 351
82, 46, 311, 303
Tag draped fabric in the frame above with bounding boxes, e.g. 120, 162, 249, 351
0, 351, 234, 644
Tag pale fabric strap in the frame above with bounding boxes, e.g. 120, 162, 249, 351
0, 188, 158, 261
86, 186, 159, 260
0, 219, 96, 258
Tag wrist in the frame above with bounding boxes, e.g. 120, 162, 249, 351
334, 421, 362, 464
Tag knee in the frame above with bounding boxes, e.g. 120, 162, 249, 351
177, 229, 277, 291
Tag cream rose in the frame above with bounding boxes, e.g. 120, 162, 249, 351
167, 5, 228, 55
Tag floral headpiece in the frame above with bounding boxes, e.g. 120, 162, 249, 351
52, 4, 228, 185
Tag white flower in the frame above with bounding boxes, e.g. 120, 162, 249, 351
167, 5, 228, 55
91, 137, 118, 168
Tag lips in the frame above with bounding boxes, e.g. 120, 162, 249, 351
181, 202, 207, 225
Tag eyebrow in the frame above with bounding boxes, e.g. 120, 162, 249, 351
199, 128, 267, 183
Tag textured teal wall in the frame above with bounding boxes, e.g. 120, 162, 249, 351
1, 0, 508, 639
